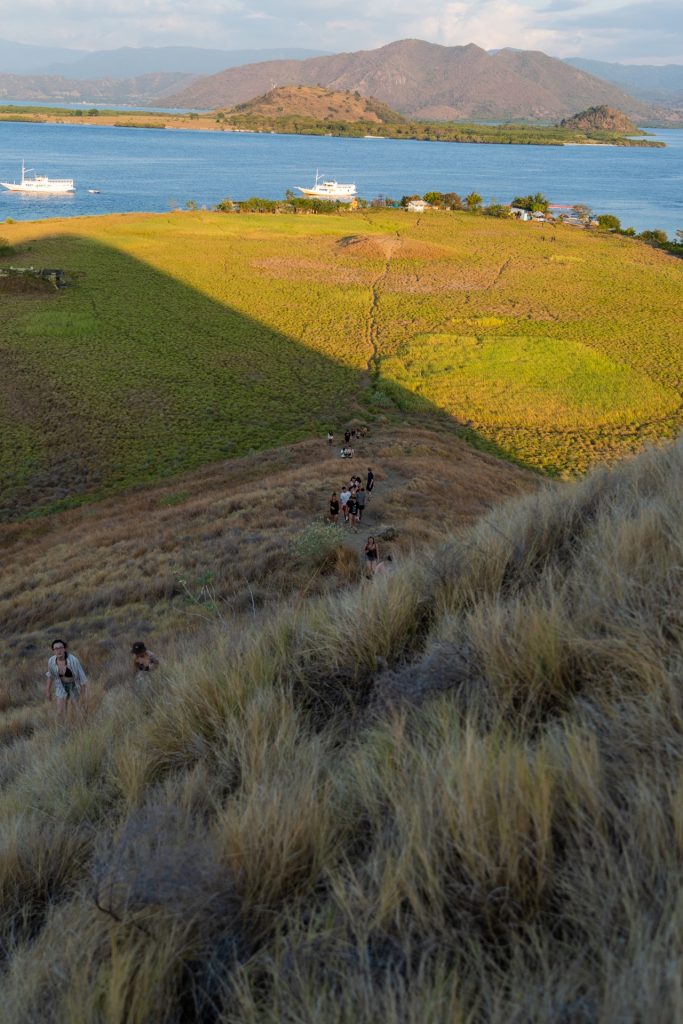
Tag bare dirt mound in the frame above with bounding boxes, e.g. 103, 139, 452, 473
336, 235, 400, 259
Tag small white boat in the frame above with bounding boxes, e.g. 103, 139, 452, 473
88, 189, 100, 194
295, 170, 356, 200
1, 160, 75, 194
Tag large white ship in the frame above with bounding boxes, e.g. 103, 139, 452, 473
295, 171, 356, 200
1, 161, 75, 194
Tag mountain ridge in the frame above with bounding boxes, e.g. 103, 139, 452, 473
165, 38, 678, 124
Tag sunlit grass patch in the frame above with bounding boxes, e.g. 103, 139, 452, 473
380, 333, 680, 430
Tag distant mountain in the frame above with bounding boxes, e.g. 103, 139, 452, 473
0, 38, 86, 74
232, 85, 405, 124
0, 38, 329, 80
0, 71, 196, 105
166, 38, 677, 124
565, 58, 683, 108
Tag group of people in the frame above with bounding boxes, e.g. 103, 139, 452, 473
45, 638, 158, 720
327, 465, 391, 577
330, 467, 375, 531
327, 426, 369, 459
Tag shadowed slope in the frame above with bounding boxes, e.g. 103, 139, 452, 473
0, 434, 682, 1020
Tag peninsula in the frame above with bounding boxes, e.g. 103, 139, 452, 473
0, 89, 666, 146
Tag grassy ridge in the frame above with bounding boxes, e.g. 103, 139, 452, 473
1, 436, 682, 1019
1, 209, 682, 515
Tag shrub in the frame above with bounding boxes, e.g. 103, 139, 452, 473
597, 214, 621, 231
639, 228, 668, 245
294, 522, 345, 570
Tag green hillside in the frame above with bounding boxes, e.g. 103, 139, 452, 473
1, 209, 682, 517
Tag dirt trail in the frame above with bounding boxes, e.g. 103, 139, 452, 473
327, 442, 410, 562
364, 233, 401, 378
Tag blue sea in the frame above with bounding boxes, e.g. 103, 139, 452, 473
1, 119, 681, 236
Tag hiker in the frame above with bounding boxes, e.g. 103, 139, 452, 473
131, 641, 159, 677
46, 639, 88, 719
344, 430, 351, 444
340, 484, 351, 523
366, 467, 375, 499
356, 485, 366, 522
327, 430, 334, 446
364, 536, 379, 577
341, 445, 354, 458
347, 490, 359, 531
329, 491, 340, 524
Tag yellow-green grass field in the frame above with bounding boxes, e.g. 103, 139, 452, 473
1, 209, 682, 516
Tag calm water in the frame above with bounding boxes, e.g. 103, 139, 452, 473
1, 120, 681, 235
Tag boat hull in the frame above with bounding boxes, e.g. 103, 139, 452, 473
1, 182, 75, 193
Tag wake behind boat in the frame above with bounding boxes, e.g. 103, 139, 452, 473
1, 161, 75, 195
295, 171, 356, 200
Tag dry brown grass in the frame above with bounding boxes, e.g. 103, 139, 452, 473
0, 423, 536, 710
4, 424, 683, 1021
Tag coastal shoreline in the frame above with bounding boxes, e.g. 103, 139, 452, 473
0, 108, 666, 147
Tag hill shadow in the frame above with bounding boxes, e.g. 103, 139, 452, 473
0, 229, 537, 519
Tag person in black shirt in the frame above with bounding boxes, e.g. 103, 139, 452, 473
329, 492, 340, 523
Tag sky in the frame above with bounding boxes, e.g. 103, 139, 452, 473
3, 0, 682, 65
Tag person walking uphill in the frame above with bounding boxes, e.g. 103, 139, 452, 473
366, 467, 375, 500
46, 639, 88, 720
364, 536, 380, 578
131, 641, 159, 677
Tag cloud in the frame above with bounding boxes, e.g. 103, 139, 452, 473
4, 0, 683, 63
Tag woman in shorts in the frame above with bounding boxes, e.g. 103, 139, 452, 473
46, 639, 88, 720
364, 536, 379, 577
329, 491, 340, 524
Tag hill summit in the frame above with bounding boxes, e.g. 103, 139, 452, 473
559, 105, 638, 132
230, 85, 405, 124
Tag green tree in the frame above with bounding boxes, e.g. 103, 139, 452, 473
423, 191, 444, 206
639, 229, 668, 245
596, 214, 621, 231
484, 203, 510, 218
401, 194, 421, 207
465, 192, 482, 211
443, 192, 463, 210
512, 193, 549, 212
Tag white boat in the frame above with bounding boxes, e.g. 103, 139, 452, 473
295, 171, 356, 200
0, 161, 75, 194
